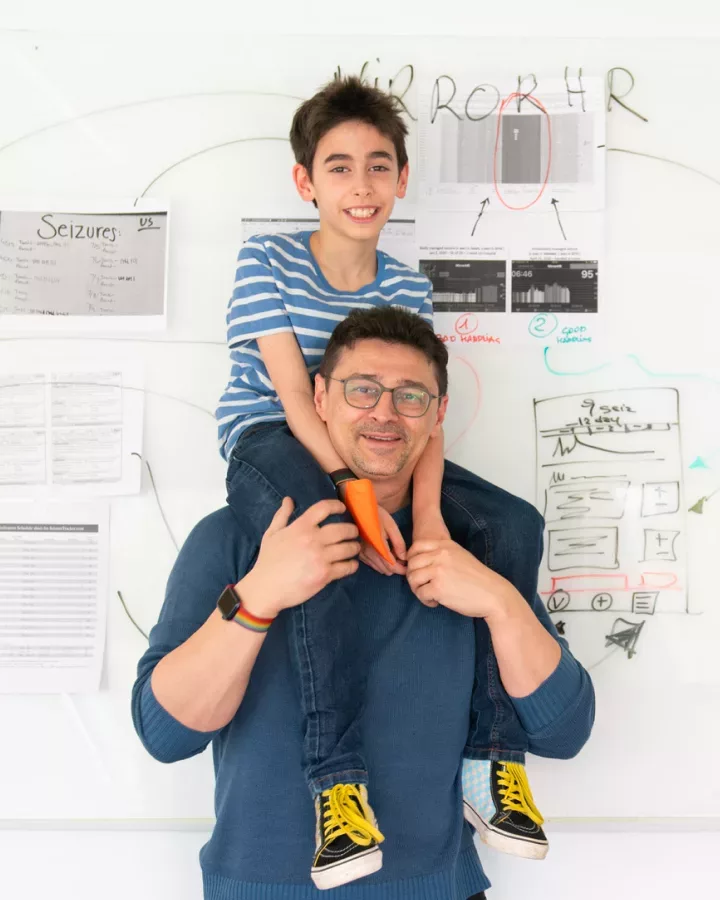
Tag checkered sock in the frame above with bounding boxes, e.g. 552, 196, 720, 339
461, 758, 496, 821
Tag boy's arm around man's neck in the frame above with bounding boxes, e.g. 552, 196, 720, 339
258, 332, 347, 474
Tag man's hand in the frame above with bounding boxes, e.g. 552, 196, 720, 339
406, 537, 520, 617
237, 497, 360, 618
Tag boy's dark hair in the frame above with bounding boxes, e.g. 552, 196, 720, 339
319, 307, 448, 397
290, 75, 409, 178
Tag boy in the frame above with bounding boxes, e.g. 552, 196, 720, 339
215, 75, 548, 889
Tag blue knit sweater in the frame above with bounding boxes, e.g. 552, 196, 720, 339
132, 501, 594, 899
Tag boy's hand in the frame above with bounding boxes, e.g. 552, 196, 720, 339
358, 506, 408, 576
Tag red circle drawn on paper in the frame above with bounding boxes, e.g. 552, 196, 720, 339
455, 313, 479, 335
493, 92, 552, 211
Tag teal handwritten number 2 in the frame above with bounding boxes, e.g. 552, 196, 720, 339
529, 313, 558, 338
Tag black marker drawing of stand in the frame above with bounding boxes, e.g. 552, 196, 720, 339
605, 617, 645, 659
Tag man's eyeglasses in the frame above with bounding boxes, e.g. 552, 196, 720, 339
327, 376, 440, 418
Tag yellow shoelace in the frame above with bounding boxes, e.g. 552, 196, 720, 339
496, 763, 545, 826
321, 784, 385, 846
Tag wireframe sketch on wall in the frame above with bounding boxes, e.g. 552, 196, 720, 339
0, 204, 169, 333
0, 501, 109, 693
419, 76, 605, 211
0, 363, 144, 498
534, 388, 688, 627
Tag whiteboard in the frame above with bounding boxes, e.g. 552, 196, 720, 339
0, 31, 718, 823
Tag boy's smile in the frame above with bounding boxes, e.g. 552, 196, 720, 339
344, 205, 380, 225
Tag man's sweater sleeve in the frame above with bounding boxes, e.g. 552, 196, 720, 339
131, 506, 248, 763
509, 592, 595, 759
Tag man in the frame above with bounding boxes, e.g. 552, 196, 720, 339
132, 307, 595, 899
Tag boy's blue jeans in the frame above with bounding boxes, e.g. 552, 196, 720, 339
226, 422, 529, 799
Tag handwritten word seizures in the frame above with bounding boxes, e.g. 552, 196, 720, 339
37, 214, 119, 243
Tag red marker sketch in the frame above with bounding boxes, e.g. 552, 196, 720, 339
493, 92, 552, 211
446, 356, 482, 454
541, 572, 681, 597
455, 313, 478, 335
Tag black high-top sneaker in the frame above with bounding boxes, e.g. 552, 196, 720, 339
462, 759, 549, 859
310, 783, 384, 890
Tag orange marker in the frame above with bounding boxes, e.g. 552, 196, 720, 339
343, 478, 395, 566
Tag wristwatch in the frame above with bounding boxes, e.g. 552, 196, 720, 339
217, 583, 276, 633
329, 467, 357, 493
217, 583, 243, 620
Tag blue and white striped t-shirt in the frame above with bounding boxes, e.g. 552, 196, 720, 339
216, 231, 433, 460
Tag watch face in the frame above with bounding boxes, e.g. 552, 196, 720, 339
218, 585, 240, 619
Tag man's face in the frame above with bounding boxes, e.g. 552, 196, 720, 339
293, 120, 408, 242
315, 339, 448, 482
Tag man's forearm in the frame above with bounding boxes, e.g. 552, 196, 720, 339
486, 588, 562, 698
150, 576, 273, 733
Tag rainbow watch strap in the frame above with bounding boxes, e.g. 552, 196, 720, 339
232, 604, 275, 633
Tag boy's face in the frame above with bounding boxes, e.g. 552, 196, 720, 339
293, 120, 409, 240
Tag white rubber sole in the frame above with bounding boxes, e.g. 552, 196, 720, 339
311, 845, 383, 890
463, 801, 549, 860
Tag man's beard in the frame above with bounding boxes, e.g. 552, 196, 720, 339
350, 425, 412, 477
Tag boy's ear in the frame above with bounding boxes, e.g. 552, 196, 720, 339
396, 162, 409, 200
293, 163, 316, 203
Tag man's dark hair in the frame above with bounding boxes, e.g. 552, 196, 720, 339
290, 75, 409, 178
319, 307, 448, 397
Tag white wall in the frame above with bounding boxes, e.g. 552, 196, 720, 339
2, 2, 718, 897
2, 0, 720, 38
3, 825, 718, 899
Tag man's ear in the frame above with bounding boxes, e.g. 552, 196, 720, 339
293, 163, 316, 204
314, 372, 328, 421
396, 162, 409, 200
430, 394, 448, 438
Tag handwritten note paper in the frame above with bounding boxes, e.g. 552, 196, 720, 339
0, 205, 168, 332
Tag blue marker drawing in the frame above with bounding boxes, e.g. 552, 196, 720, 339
529, 314, 559, 339
626, 355, 720, 387
542, 346, 612, 376
543, 347, 720, 386
689, 450, 719, 470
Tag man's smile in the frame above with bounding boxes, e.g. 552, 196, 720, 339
358, 430, 405, 452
